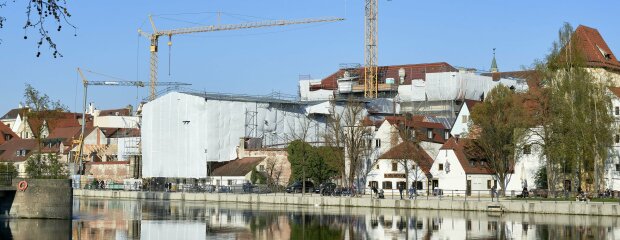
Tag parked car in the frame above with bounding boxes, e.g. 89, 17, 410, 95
243, 182, 257, 193
286, 181, 314, 193
318, 183, 337, 195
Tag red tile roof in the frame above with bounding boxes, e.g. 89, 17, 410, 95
380, 115, 449, 144
210, 157, 265, 177
312, 62, 458, 91
0, 122, 18, 145
0, 138, 37, 162
464, 100, 481, 110
572, 25, 620, 72
379, 141, 434, 174
609, 87, 620, 98
440, 138, 494, 175
0, 108, 28, 120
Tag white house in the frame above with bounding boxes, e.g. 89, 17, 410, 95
506, 127, 544, 193
366, 141, 433, 195
450, 100, 481, 138
430, 138, 496, 196
210, 157, 265, 187
606, 87, 620, 191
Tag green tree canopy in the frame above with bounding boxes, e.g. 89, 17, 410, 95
470, 84, 527, 195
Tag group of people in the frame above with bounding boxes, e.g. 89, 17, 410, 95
370, 184, 418, 199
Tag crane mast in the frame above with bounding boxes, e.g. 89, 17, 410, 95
139, 16, 345, 101
365, 0, 378, 98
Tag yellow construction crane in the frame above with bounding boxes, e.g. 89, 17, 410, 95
138, 15, 345, 101
74, 68, 191, 174
365, 0, 378, 98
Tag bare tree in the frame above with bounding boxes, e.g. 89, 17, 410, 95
1, 0, 76, 57
324, 97, 371, 195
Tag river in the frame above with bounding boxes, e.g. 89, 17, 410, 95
0, 197, 618, 239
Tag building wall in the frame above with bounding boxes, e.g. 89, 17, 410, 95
506, 127, 544, 192
431, 149, 467, 192
86, 162, 131, 183
94, 116, 140, 129
246, 149, 291, 187
142, 92, 323, 178
587, 68, 620, 86
366, 158, 428, 194
450, 104, 471, 137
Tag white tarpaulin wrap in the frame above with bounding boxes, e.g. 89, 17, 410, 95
141, 221, 205, 240
396, 72, 528, 103
142, 92, 326, 178
305, 101, 331, 115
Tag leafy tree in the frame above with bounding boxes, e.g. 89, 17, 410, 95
470, 84, 528, 196
0, 163, 18, 178
0, 0, 75, 57
25, 153, 67, 179
287, 140, 313, 182
533, 23, 614, 192
287, 141, 338, 184
534, 165, 548, 190
250, 168, 266, 184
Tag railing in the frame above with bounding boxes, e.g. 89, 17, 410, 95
0, 172, 12, 186
75, 183, 620, 204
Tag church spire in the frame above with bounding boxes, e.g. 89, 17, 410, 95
490, 48, 499, 73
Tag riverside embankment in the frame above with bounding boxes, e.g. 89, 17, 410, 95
74, 189, 620, 217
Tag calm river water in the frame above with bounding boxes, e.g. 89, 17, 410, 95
0, 197, 618, 239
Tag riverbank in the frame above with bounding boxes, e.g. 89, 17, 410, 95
74, 189, 620, 217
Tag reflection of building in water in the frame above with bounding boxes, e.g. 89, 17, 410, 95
66, 198, 619, 240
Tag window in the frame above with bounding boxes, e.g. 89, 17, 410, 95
392, 162, 398, 171
469, 160, 476, 166
462, 115, 468, 123
369, 181, 378, 188
438, 164, 444, 171
227, 180, 233, 186
616, 164, 620, 172
444, 130, 450, 140
376, 164, 380, 170
382, 181, 393, 189
416, 181, 423, 190
259, 165, 265, 171
616, 135, 620, 144
15, 150, 21, 156
375, 139, 381, 148
487, 180, 492, 189
427, 129, 433, 139
616, 107, 619, 116
523, 145, 531, 154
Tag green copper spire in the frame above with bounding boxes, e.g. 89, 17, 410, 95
490, 48, 498, 73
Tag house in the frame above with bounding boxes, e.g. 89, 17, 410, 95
210, 157, 265, 187
366, 141, 433, 195
0, 106, 28, 132
429, 138, 496, 196
450, 100, 481, 138
87, 103, 140, 128
607, 87, 620, 191
238, 138, 292, 187
506, 127, 544, 193
0, 138, 38, 177
570, 25, 620, 84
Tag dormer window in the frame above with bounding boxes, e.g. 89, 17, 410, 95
427, 129, 433, 139
597, 45, 612, 60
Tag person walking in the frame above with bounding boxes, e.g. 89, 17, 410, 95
408, 185, 414, 199
398, 184, 404, 199
491, 185, 497, 202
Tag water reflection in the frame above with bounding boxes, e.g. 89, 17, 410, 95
0, 197, 619, 239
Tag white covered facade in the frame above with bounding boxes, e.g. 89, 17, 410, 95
141, 91, 325, 178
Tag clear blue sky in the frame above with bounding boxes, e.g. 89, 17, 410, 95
1, 1, 618, 114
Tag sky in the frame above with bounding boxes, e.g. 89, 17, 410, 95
0, 1, 619, 114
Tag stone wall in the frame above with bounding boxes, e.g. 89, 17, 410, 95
86, 161, 131, 182
9, 178, 72, 219
75, 189, 620, 217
